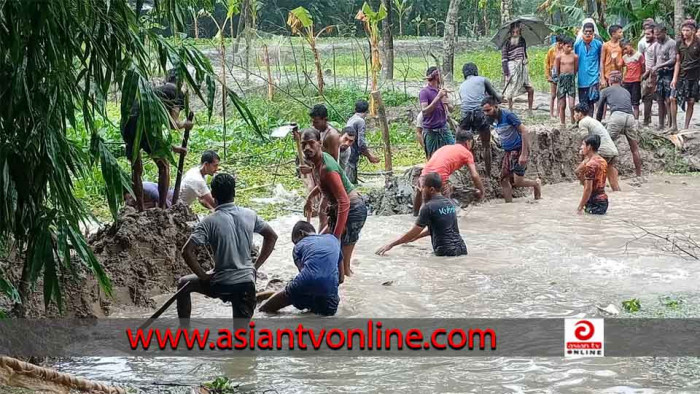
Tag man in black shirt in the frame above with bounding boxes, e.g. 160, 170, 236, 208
375, 172, 467, 257
671, 20, 700, 130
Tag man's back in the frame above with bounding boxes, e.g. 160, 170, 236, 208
293, 234, 341, 296
417, 195, 467, 256
422, 144, 474, 184
600, 85, 634, 115
189, 203, 266, 285
346, 114, 365, 165
578, 117, 619, 158
459, 76, 487, 114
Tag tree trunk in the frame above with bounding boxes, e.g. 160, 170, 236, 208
194, 14, 199, 39
501, 0, 513, 25
442, 0, 463, 82
13, 257, 32, 317
381, 0, 394, 80
675, 0, 685, 39
311, 42, 325, 95
399, 15, 404, 36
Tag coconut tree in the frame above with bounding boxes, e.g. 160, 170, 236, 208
0, 0, 257, 316
287, 6, 333, 95
356, 2, 388, 115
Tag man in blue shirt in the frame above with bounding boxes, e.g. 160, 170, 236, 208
481, 97, 542, 202
575, 22, 604, 116
260, 221, 342, 316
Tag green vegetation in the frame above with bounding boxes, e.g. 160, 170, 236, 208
622, 298, 641, 313
72, 85, 419, 222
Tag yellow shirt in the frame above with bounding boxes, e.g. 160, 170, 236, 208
601, 41, 624, 80
545, 45, 558, 81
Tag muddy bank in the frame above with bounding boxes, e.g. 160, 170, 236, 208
365, 124, 693, 215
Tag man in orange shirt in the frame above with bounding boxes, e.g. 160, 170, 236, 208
601, 25, 625, 88
412, 129, 485, 215
545, 35, 564, 120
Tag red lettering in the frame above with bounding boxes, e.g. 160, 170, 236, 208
257, 329, 273, 350
307, 329, 326, 349
448, 330, 467, 349
347, 328, 366, 350
326, 329, 345, 349
469, 328, 496, 350
405, 329, 423, 350
181, 329, 209, 349
384, 328, 403, 350
234, 328, 248, 349
126, 329, 153, 350
431, 328, 447, 350
295, 324, 307, 350
217, 329, 232, 349
276, 329, 294, 350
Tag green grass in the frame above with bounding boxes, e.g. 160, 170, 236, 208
71, 85, 417, 221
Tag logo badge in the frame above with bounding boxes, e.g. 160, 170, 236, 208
565, 319, 604, 358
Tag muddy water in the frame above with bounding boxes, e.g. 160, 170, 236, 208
56, 175, 700, 392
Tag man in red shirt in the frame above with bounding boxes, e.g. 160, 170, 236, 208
413, 129, 485, 215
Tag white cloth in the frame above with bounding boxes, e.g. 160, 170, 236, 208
180, 167, 210, 206
578, 117, 619, 159
577, 18, 600, 40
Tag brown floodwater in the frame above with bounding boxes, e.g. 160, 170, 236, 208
55, 174, 700, 392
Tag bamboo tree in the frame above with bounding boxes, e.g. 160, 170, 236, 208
287, 7, 333, 96
357, 2, 387, 115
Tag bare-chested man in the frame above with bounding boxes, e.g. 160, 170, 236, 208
554, 37, 579, 126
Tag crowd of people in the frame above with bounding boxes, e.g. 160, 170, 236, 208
119, 18, 697, 320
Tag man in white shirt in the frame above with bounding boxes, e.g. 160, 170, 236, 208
180, 150, 220, 209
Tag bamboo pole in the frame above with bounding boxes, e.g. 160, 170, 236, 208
264, 44, 274, 100
371, 90, 392, 176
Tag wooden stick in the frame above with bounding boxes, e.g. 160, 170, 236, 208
371, 90, 393, 175
138, 282, 191, 330
171, 111, 195, 205
264, 44, 274, 100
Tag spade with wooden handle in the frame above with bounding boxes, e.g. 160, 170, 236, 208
171, 111, 195, 205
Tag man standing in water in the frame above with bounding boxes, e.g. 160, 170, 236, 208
458, 62, 501, 176
481, 97, 541, 202
671, 20, 700, 130
376, 172, 467, 257
419, 67, 454, 159
574, 104, 620, 191
574, 22, 603, 116
345, 100, 380, 184
301, 129, 367, 278
412, 129, 485, 215
260, 221, 342, 316
178, 173, 278, 322
121, 82, 191, 211
575, 135, 609, 215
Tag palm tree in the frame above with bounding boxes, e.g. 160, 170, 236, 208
0, 0, 257, 316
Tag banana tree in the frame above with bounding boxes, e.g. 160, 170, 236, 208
413, 14, 425, 36
393, 0, 413, 36
287, 7, 333, 96
0, 0, 259, 316
356, 2, 387, 115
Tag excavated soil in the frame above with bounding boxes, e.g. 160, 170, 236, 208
366, 125, 689, 215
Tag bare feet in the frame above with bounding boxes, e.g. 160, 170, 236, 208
534, 178, 542, 200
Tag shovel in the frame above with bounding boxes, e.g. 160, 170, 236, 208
138, 282, 191, 330
171, 111, 195, 205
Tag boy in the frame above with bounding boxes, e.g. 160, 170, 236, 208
575, 135, 609, 215
622, 39, 645, 120
412, 129, 486, 215
554, 37, 579, 126
601, 25, 625, 88
260, 221, 342, 316
376, 172, 467, 257
345, 100, 380, 184
545, 35, 564, 119
481, 97, 542, 202
178, 173, 278, 322
573, 104, 620, 191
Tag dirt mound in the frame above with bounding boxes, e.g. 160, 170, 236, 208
366, 125, 690, 214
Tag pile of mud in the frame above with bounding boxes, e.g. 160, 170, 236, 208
7, 205, 212, 317
366, 125, 691, 215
